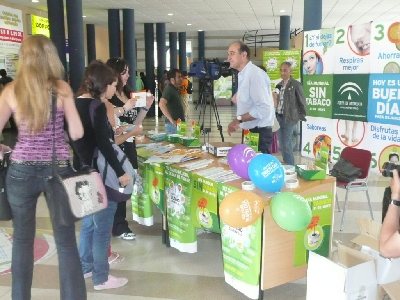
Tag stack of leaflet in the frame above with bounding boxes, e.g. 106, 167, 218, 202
195, 167, 241, 183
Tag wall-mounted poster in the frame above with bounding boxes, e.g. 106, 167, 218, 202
370, 20, 400, 73
367, 74, 400, 126
0, 5, 23, 77
332, 74, 369, 121
302, 29, 335, 75
333, 23, 371, 74
263, 50, 301, 88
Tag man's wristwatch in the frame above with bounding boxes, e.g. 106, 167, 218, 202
390, 199, 400, 206
236, 115, 243, 123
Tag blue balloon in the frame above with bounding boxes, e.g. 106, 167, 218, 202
248, 154, 285, 193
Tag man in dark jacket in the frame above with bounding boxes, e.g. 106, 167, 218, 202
273, 62, 307, 165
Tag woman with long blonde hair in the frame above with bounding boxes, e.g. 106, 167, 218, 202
0, 35, 86, 299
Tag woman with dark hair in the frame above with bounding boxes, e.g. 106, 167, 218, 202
106, 57, 154, 241
73, 60, 132, 290
0, 35, 86, 299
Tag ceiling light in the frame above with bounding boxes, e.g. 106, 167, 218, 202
168, 13, 173, 16
280, 9, 286, 13
198, 29, 203, 32
32, 0, 39, 2
82, 15, 87, 18
187, 23, 192, 26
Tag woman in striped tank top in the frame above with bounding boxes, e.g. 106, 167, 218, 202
0, 35, 86, 300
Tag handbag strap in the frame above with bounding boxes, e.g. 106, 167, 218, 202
51, 91, 58, 177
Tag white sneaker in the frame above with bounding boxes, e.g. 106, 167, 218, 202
94, 275, 128, 290
84, 272, 92, 279
118, 232, 136, 240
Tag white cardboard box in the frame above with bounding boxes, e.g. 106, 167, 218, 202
351, 218, 400, 284
307, 244, 377, 300
208, 142, 234, 157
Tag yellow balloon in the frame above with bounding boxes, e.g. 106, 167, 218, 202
219, 190, 265, 228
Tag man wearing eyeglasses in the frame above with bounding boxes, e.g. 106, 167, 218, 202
227, 41, 275, 154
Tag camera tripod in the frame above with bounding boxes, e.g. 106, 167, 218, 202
195, 78, 224, 146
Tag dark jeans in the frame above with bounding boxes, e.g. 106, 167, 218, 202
248, 126, 273, 154
112, 201, 131, 236
6, 163, 86, 300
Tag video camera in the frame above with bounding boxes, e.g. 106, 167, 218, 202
189, 58, 231, 80
382, 162, 400, 177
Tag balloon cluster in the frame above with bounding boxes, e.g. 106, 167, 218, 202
227, 144, 285, 192
221, 144, 312, 232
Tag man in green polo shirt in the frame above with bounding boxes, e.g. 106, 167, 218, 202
159, 69, 185, 134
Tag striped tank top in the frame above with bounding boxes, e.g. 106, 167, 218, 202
11, 109, 70, 162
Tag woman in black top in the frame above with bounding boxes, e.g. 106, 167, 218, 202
73, 61, 131, 290
106, 57, 154, 240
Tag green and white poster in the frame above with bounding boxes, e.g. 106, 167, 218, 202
147, 163, 165, 213
165, 165, 197, 253
263, 50, 301, 88
218, 183, 262, 300
304, 75, 334, 118
294, 191, 333, 266
132, 160, 154, 226
332, 74, 369, 121
191, 173, 220, 233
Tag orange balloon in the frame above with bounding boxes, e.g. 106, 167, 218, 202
219, 190, 265, 228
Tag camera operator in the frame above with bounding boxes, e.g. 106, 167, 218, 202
227, 41, 275, 154
380, 169, 400, 258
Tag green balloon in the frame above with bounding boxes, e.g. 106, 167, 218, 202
270, 192, 312, 232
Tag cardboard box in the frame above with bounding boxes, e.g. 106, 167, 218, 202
296, 164, 326, 180
208, 142, 234, 157
307, 244, 377, 300
381, 280, 400, 300
352, 218, 400, 285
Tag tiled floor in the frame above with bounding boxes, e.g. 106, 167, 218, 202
0, 102, 389, 299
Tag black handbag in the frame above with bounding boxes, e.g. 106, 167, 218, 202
0, 152, 12, 221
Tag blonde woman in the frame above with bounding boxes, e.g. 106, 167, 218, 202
0, 35, 86, 299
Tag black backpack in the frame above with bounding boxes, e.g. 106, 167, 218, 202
187, 80, 193, 94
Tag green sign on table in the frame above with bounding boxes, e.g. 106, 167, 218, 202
165, 165, 197, 253
294, 191, 333, 266
218, 183, 262, 299
191, 173, 220, 233
132, 158, 154, 226
147, 163, 165, 213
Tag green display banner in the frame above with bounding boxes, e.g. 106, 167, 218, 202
147, 163, 165, 213
132, 158, 154, 226
191, 173, 220, 233
294, 191, 333, 266
218, 183, 262, 299
263, 50, 302, 87
332, 74, 369, 121
165, 165, 197, 253
304, 75, 334, 118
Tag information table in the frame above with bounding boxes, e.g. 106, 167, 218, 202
136, 141, 335, 299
